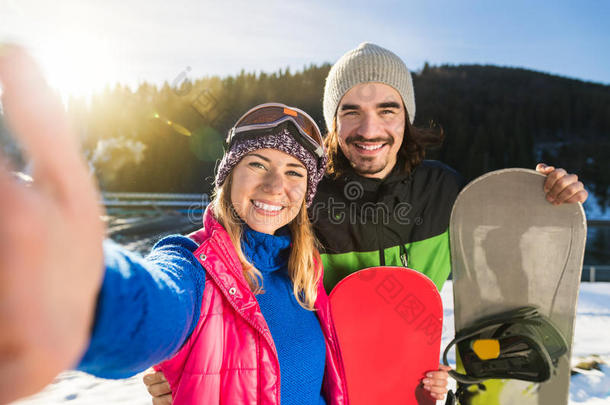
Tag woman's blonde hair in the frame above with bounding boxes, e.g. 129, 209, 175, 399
210, 173, 320, 310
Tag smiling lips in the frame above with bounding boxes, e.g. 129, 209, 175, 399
353, 142, 386, 154
252, 199, 285, 215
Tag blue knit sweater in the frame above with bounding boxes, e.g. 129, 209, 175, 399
243, 226, 327, 405
78, 226, 327, 405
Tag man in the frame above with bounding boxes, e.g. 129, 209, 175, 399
313, 42, 586, 291
144, 43, 587, 403
312, 43, 461, 291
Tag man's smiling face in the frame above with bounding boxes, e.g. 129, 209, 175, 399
336, 82, 406, 179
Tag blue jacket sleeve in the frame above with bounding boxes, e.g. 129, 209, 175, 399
77, 235, 205, 378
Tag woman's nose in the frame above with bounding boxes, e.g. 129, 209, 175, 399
261, 170, 283, 194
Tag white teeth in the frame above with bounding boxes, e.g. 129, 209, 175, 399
356, 143, 384, 151
252, 200, 283, 211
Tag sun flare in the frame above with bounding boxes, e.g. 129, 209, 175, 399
36, 34, 120, 101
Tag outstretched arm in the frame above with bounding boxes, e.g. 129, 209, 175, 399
77, 238, 205, 379
0, 44, 105, 403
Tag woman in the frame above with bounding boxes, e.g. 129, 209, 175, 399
0, 46, 448, 404
77, 100, 348, 405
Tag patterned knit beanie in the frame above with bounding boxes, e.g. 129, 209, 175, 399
323, 42, 415, 131
215, 127, 327, 207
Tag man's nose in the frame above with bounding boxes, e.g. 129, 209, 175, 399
357, 112, 382, 138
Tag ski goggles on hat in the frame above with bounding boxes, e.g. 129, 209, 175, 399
227, 103, 325, 162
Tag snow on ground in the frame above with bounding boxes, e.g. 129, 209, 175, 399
11, 370, 150, 405
10, 282, 610, 404
573, 283, 610, 358
571, 364, 610, 404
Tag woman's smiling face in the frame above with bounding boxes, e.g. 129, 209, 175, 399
230, 148, 308, 234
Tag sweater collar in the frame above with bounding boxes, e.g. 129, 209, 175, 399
241, 225, 291, 273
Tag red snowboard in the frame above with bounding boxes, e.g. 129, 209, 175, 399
329, 267, 443, 405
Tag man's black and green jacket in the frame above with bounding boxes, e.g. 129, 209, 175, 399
310, 160, 464, 292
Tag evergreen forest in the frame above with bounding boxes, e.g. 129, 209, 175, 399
1, 63, 608, 208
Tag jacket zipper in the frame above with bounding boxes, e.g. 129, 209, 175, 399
400, 244, 408, 267
377, 220, 385, 266
200, 242, 282, 404
325, 304, 351, 405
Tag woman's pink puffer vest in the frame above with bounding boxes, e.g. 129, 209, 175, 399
155, 209, 349, 404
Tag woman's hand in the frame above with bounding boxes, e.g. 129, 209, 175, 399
422, 364, 451, 401
0, 44, 105, 403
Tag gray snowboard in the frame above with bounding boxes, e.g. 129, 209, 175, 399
450, 168, 586, 405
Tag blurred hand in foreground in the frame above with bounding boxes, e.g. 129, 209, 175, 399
0, 44, 104, 403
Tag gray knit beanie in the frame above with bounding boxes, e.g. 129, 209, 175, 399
215, 127, 327, 207
323, 42, 415, 131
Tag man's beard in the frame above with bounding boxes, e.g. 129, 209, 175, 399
349, 155, 388, 175
344, 135, 394, 176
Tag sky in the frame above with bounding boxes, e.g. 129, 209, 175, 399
1, 0, 609, 99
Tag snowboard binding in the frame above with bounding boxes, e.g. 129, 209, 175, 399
443, 306, 568, 384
